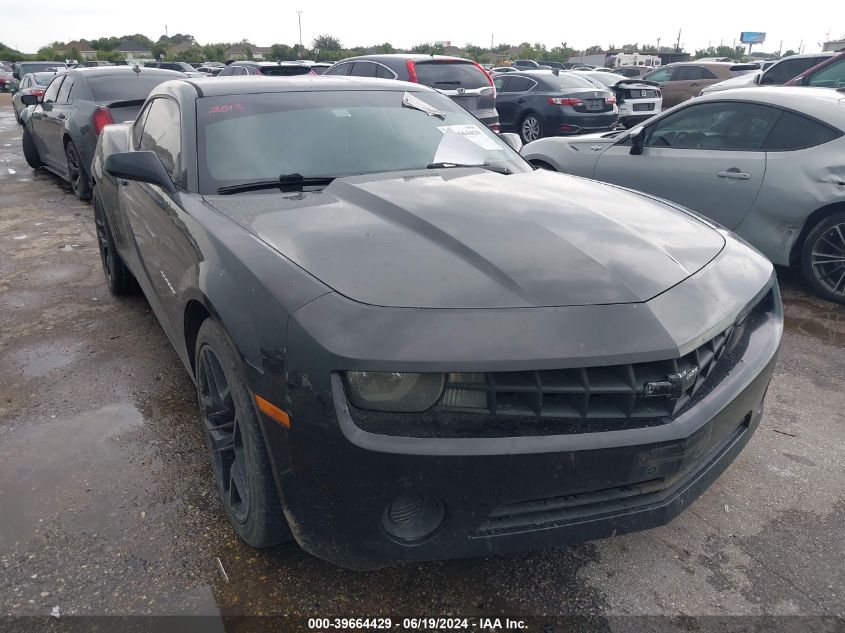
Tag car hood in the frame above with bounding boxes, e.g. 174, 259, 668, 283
205, 169, 725, 309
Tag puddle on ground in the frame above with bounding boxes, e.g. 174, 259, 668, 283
11, 340, 83, 377
783, 296, 845, 349
0, 403, 148, 548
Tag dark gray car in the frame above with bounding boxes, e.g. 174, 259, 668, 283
324, 54, 499, 130
89, 76, 781, 569
19, 66, 184, 199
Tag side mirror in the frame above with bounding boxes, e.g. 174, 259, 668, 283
500, 132, 523, 152
104, 151, 176, 194
754, 73, 762, 85
629, 128, 644, 155
21, 94, 40, 106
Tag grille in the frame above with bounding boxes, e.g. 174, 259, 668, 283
436, 325, 735, 421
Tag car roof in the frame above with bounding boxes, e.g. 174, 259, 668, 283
168, 75, 435, 98
65, 66, 185, 78
697, 86, 845, 128
336, 54, 472, 63
231, 60, 306, 67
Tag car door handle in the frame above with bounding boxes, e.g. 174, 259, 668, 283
718, 170, 751, 180
517, 97, 527, 104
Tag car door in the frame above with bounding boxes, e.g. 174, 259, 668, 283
43, 74, 74, 170
495, 76, 534, 130
593, 100, 778, 229
760, 57, 818, 85
119, 96, 192, 333
672, 66, 716, 104
29, 75, 64, 164
804, 56, 845, 88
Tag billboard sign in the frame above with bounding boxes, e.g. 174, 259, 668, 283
740, 32, 766, 44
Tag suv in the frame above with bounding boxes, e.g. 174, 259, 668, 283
324, 54, 499, 130
12, 61, 67, 80
513, 59, 544, 69
217, 61, 313, 77
642, 62, 758, 107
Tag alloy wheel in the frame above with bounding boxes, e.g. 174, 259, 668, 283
810, 222, 845, 298
198, 346, 250, 524
65, 144, 82, 197
521, 116, 541, 143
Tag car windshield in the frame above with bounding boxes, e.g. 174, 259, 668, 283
413, 61, 490, 89
197, 90, 530, 195
586, 72, 627, 86
544, 73, 600, 89
87, 73, 176, 102
32, 72, 57, 85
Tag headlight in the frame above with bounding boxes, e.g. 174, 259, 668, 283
343, 372, 445, 412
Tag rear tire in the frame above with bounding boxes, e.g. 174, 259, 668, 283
520, 113, 543, 144
195, 319, 291, 547
65, 140, 91, 201
22, 127, 42, 169
801, 212, 845, 304
93, 187, 135, 295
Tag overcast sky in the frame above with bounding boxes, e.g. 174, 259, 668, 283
3, 0, 842, 54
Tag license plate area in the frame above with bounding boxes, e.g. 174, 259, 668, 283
633, 103, 655, 112
585, 99, 604, 111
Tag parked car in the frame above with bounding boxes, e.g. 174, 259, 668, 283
12, 71, 57, 123
493, 70, 618, 142
512, 59, 544, 69
786, 51, 845, 88
539, 61, 565, 69
324, 55, 499, 131
217, 61, 313, 77
12, 61, 66, 80
0, 69, 14, 93
197, 66, 224, 76
522, 87, 845, 303
19, 66, 184, 200
642, 62, 758, 107
91, 75, 781, 569
308, 62, 333, 75
144, 61, 198, 73
614, 67, 653, 78
491, 66, 518, 74
702, 53, 836, 96
579, 71, 662, 127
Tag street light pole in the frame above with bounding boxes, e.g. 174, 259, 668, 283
296, 10, 303, 51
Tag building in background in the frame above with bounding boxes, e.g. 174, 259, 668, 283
822, 38, 845, 52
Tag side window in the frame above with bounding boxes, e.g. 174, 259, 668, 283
375, 64, 394, 79
760, 58, 812, 85
132, 102, 151, 149
218, 66, 233, 76
644, 102, 781, 151
20, 76, 30, 88
806, 58, 845, 88
56, 76, 74, 104
493, 76, 507, 91
643, 67, 674, 82
675, 66, 709, 81
324, 62, 352, 76
502, 76, 534, 93
350, 61, 377, 78
138, 98, 183, 186
764, 110, 842, 151
42, 76, 64, 104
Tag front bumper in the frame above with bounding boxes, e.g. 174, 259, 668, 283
259, 267, 781, 569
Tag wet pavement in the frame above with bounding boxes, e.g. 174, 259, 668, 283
0, 93, 843, 629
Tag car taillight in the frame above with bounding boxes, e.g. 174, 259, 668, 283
92, 107, 114, 136
489, 122, 501, 133
32, 89, 45, 97
606, 95, 617, 105
406, 59, 418, 83
548, 97, 583, 106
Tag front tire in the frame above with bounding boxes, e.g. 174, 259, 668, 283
195, 319, 291, 547
93, 187, 135, 295
801, 212, 845, 304
22, 127, 43, 169
520, 113, 543, 144
65, 140, 91, 200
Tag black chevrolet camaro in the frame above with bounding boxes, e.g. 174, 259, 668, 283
91, 76, 783, 569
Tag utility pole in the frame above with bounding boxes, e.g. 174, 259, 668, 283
296, 10, 303, 50
675, 29, 681, 52
656, 37, 661, 51
165, 25, 168, 38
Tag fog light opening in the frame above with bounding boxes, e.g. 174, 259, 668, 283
381, 493, 445, 544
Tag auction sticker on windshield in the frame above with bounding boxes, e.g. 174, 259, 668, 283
438, 125, 500, 150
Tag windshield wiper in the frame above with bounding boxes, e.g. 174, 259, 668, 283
426, 162, 513, 175
217, 173, 335, 195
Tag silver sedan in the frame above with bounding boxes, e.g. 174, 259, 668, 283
521, 87, 845, 303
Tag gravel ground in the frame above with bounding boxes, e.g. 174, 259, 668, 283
0, 93, 842, 632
